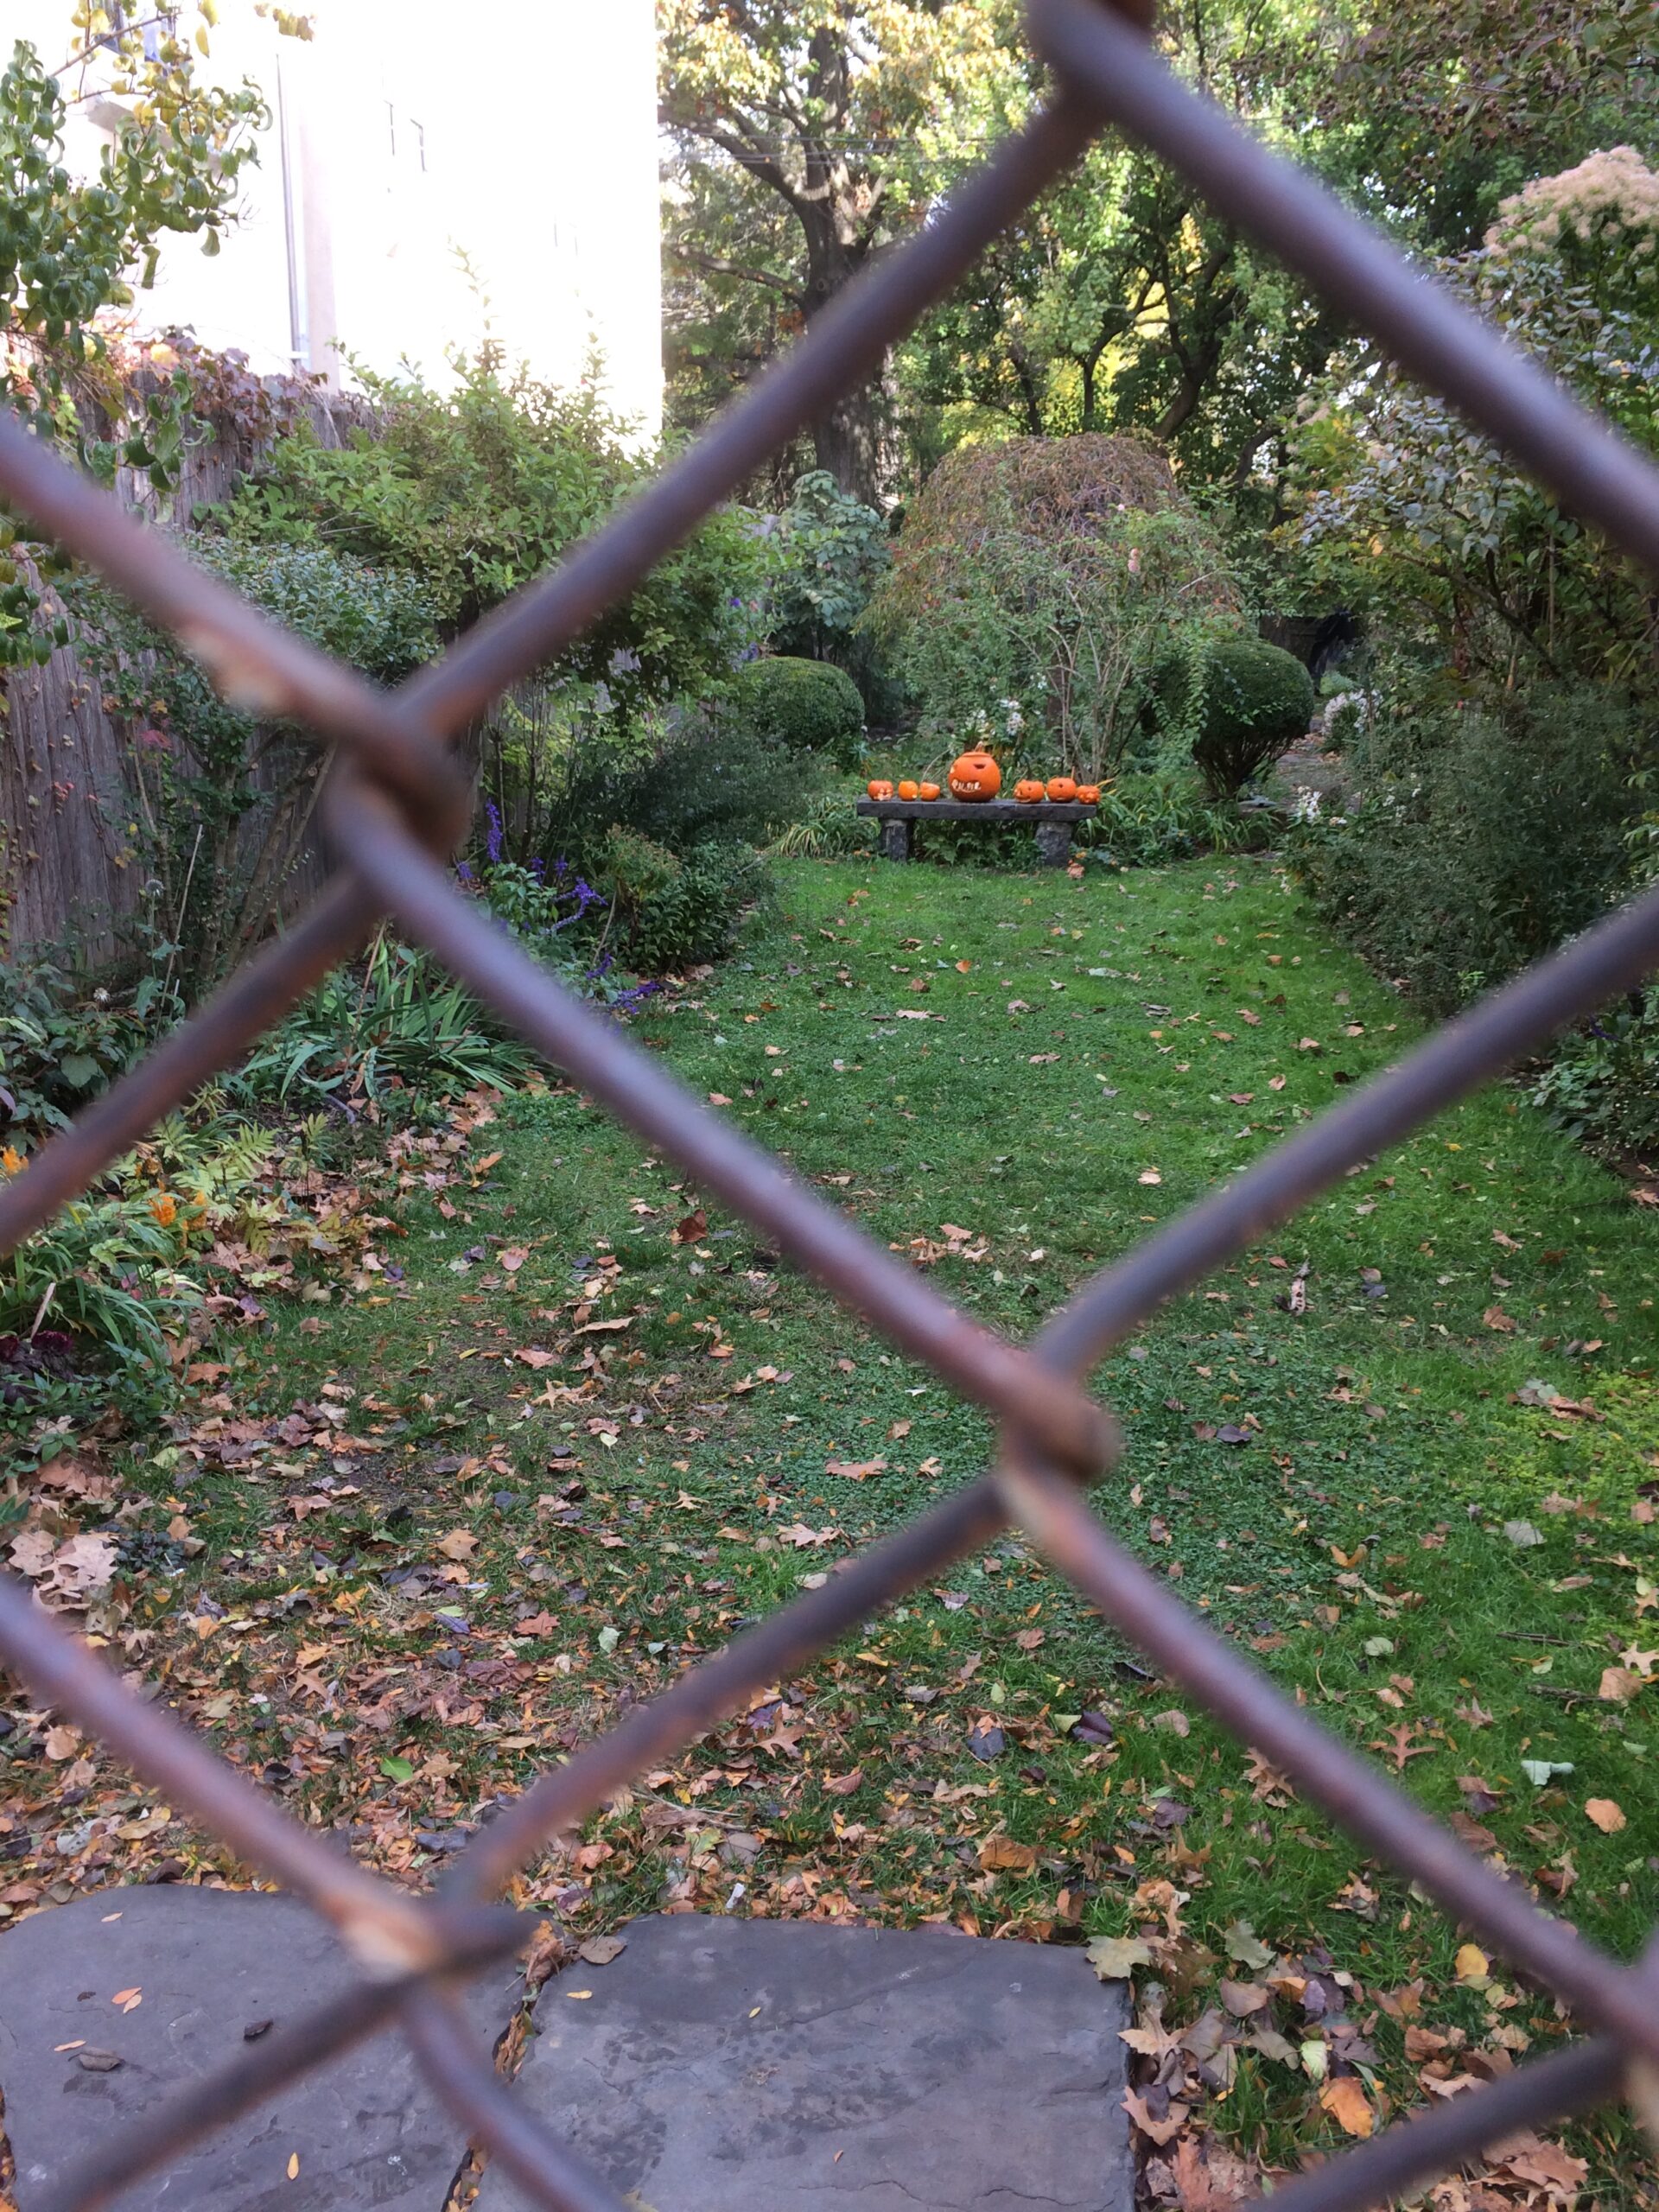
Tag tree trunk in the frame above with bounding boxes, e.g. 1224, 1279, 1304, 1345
810, 368, 899, 512
795, 29, 899, 512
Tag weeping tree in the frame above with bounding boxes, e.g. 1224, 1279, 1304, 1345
868, 433, 1245, 781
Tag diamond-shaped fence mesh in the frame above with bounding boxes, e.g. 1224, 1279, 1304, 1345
3, 5, 1659, 2209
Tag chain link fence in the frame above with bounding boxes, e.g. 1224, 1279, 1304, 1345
3, 4, 1659, 2208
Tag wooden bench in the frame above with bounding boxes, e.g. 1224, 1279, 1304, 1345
855, 798, 1094, 867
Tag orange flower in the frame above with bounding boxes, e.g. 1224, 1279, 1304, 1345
149, 1192, 178, 1228
1, 1146, 24, 1174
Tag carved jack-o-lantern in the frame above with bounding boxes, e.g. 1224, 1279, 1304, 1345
949, 750, 1001, 802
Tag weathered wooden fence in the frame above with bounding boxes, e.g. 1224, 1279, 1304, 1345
0, 385, 368, 969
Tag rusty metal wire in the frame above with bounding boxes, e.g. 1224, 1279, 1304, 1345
3, 3, 1658, 2206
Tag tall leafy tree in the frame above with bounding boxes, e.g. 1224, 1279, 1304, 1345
658, 0, 1023, 507
1318, 0, 1658, 250
905, 0, 1345, 503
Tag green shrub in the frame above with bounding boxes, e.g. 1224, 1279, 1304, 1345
227, 345, 765, 707
1, 955, 179, 1142
1292, 684, 1644, 1014
1531, 991, 1659, 1158
726, 656, 866, 764
236, 937, 534, 1120
1185, 639, 1315, 796
868, 435, 1243, 779
546, 722, 816, 865
772, 788, 880, 859
763, 471, 903, 721
1077, 769, 1274, 866
594, 833, 768, 971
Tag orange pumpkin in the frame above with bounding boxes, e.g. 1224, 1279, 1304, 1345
918, 781, 942, 801
896, 779, 920, 800
949, 749, 1001, 802
867, 779, 894, 800
1046, 775, 1079, 803
1014, 779, 1046, 804
1074, 783, 1102, 805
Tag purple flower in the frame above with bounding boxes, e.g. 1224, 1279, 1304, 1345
485, 799, 505, 866
455, 861, 474, 884
530, 855, 547, 883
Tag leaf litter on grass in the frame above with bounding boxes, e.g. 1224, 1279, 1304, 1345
3, 859, 1656, 2206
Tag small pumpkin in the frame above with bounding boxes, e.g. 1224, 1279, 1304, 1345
918, 780, 942, 801
949, 749, 1001, 802
1074, 783, 1102, 805
1014, 779, 1046, 804
1046, 775, 1079, 804
867, 779, 895, 800
897, 779, 920, 801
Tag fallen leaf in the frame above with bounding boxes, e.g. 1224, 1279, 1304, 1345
1088, 1935, 1153, 1980
1068, 1710, 1116, 1746
977, 1834, 1039, 1874
1218, 1979, 1270, 2016
1123, 2090, 1188, 2146
825, 1457, 887, 1481
578, 1936, 626, 1966
1585, 1796, 1626, 1834
1153, 1708, 1191, 1738
1454, 1943, 1491, 1985
1598, 1666, 1642, 1703
437, 1529, 478, 1561
1224, 1919, 1273, 1972
1319, 2075, 1375, 2139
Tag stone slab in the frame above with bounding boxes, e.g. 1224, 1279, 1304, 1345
0, 1886, 523, 2212
480, 1914, 1132, 2212
855, 799, 1095, 820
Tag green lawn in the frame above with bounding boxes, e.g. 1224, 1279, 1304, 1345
16, 851, 1659, 2191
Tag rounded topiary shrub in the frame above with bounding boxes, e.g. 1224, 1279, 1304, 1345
1190, 639, 1316, 796
727, 655, 865, 764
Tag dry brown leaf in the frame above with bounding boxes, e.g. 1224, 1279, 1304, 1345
1599, 1666, 1643, 1703
977, 1834, 1039, 1874
1585, 1796, 1626, 1834
1123, 2090, 1188, 2146
1319, 2075, 1375, 2138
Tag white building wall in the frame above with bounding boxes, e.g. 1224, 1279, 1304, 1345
7, 0, 663, 433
